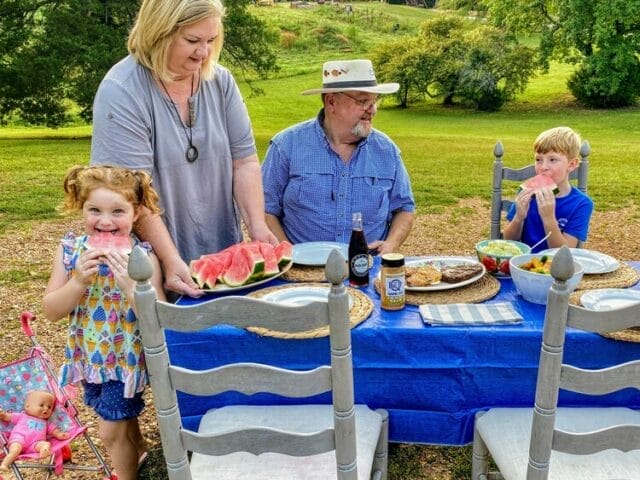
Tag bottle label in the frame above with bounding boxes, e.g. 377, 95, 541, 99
350, 254, 370, 276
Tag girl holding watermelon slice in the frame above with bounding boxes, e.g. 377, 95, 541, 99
504, 126, 593, 253
43, 165, 166, 480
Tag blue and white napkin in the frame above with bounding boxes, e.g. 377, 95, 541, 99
419, 302, 523, 326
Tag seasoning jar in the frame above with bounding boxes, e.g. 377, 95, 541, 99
380, 253, 406, 310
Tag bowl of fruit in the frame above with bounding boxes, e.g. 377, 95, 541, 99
475, 239, 530, 276
509, 253, 584, 304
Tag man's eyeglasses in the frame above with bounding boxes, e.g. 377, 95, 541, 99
337, 92, 381, 111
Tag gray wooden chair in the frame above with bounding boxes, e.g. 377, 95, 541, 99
490, 140, 590, 241
471, 246, 640, 480
128, 247, 388, 480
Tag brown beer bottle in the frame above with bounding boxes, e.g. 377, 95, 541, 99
348, 212, 370, 287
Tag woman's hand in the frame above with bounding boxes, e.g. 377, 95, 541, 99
162, 256, 203, 298
249, 222, 279, 246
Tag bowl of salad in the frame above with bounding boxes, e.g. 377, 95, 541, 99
475, 239, 531, 276
509, 253, 584, 304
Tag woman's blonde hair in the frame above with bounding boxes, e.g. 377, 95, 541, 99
128, 0, 226, 82
61, 165, 163, 216
534, 126, 582, 161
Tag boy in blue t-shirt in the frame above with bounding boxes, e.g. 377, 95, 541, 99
504, 126, 593, 253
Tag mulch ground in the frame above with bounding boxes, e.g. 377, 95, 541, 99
0, 198, 638, 479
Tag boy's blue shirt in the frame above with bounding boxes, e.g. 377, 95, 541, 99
507, 186, 594, 252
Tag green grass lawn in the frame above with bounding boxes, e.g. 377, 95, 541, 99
0, 1, 638, 235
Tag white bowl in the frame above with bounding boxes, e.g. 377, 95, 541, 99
509, 253, 584, 305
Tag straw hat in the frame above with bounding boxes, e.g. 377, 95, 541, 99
301, 59, 399, 95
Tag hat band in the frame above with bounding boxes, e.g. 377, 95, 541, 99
322, 79, 378, 89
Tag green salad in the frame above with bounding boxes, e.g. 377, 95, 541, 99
480, 241, 525, 257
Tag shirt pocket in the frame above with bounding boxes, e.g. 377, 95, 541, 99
351, 174, 394, 226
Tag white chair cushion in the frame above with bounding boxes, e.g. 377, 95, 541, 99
476, 407, 640, 480
190, 404, 383, 480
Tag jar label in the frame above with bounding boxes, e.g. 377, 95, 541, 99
382, 273, 405, 309
351, 254, 370, 276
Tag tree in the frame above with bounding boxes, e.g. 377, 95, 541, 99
0, 0, 278, 127
372, 16, 535, 110
483, 0, 640, 107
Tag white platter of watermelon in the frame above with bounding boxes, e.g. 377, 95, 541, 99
292, 241, 349, 266
190, 240, 293, 292
260, 285, 354, 309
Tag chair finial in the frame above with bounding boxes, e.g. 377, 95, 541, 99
550, 246, 574, 281
127, 245, 154, 282
325, 249, 348, 285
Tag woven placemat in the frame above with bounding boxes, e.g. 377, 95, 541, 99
374, 273, 500, 306
282, 265, 327, 283
246, 283, 373, 339
569, 291, 640, 343
576, 263, 640, 291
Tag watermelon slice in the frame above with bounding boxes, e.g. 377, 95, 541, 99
221, 247, 254, 287
189, 258, 209, 288
520, 174, 559, 195
274, 241, 293, 269
87, 232, 132, 253
257, 242, 280, 277
243, 242, 266, 280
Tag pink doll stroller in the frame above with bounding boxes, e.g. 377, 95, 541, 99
0, 312, 115, 479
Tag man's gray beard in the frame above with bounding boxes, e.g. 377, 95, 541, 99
351, 121, 371, 139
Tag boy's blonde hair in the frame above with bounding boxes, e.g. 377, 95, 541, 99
128, 0, 225, 83
534, 126, 581, 161
61, 165, 163, 216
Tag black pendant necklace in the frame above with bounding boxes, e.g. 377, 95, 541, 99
159, 75, 199, 163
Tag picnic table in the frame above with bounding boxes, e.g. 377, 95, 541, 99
169, 258, 640, 445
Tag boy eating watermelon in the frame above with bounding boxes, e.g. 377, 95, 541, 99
503, 126, 593, 252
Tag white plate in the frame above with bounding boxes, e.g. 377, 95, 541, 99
580, 288, 640, 311
260, 285, 354, 309
397, 256, 486, 292
203, 261, 292, 293
539, 248, 619, 274
293, 241, 349, 266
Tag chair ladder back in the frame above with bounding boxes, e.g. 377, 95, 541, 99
527, 247, 640, 476
181, 425, 337, 457
156, 296, 331, 333
168, 363, 332, 397
129, 247, 366, 480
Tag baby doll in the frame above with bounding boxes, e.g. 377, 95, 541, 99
0, 390, 69, 471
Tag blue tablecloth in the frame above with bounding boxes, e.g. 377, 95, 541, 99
170, 260, 640, 446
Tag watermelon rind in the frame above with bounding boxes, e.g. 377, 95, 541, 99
258, 242, 280, 277
274, 241, 293, 269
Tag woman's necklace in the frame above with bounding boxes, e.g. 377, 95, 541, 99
159, 74, 199, 163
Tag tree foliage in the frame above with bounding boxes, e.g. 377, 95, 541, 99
482, 0, 640, 107
0, 0, 278, 127
372, 16, 535, 110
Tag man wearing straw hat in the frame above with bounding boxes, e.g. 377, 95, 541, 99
262, 59, 415, 255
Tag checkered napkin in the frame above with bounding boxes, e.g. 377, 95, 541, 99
419, 302, 523, 326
